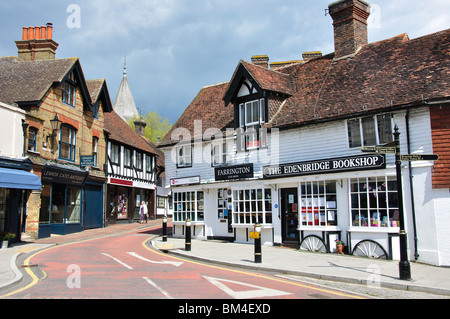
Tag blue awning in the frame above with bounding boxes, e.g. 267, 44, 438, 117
0, 167, 42, 190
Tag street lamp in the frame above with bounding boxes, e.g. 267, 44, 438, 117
47, 114, 62, 143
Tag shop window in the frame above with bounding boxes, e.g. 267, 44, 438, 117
347, 114, 393, 148
232, 188, 272, 225
300, 181, 337, 227
59, 125, 77, 162
350, 176, 399, 228
173, 191, 204, 222
177, 145, 192, 168
27, 127, 38, 152
157, 196, 166, 209
39, 184, 81, 225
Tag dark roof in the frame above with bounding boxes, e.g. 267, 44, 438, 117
0, 56, 113, 112
0, 57, 76, 105
104, 110, 159, 156
160, 28, 450, 145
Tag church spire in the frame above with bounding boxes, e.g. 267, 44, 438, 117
113, 56, 139, 122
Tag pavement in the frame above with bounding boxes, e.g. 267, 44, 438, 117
1, 219, 450, 297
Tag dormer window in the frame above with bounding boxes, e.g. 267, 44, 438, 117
237, 99, 266, 151
62, 82, 76, 107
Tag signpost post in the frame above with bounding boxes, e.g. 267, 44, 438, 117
361, 125, 439, 281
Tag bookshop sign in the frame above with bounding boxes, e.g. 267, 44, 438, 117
263, 154, 385, 179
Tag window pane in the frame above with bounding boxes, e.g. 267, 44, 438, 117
362, 117, 376, 146
348, 119, 361, 148
60, 126, 71, 143
66, 188, 81, 223
377, 114, 393, 144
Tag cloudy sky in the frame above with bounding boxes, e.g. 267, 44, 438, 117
1, 0, 449, 123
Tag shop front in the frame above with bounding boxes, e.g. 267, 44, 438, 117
263, 154, 403, 260
38, 164, 88, 238
0, 157, 41, 242
106, 177, 155, 223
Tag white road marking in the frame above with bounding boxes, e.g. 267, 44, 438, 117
102, 253, 133, 270
143, 277, 174, 299
203, 276, 292, 299
127, 252, 184, 267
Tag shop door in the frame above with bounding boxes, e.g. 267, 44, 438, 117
280, 188, 299, 244
84, 184, 103, 229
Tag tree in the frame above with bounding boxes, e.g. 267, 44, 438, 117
128, 111, 172, 145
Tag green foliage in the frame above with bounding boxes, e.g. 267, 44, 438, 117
128, 111, 173, 144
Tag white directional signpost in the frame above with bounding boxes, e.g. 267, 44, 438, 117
362, 125, 439, 281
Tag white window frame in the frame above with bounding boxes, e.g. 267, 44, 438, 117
238, 99, 266, 151
347, 114, 393, 149
232, 188, 272, 226
173, 191, 204, 223
177, 145, 192, 168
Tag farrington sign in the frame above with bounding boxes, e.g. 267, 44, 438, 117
263, 154, 385, 179
215, 164, 254, 181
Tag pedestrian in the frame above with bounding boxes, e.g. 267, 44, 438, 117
140, 201, 148, 224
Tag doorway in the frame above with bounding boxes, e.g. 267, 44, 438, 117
280, 188, 299, 245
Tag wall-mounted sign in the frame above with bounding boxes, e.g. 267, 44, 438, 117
170, 176, 201, 187
41, 164, 88, 187
263, 154, 385, 179
215, 164, 254, 181
80, 155, 96, 167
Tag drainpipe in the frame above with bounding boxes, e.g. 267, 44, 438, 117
405, 108, 419, 260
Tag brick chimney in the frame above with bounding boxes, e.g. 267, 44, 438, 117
328, 0, 371, 59
15, 23, 59, 61
251, 55, 269, 68
134, 118, 147, 137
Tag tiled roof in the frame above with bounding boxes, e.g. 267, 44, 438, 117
104, 110, 159, 156
0, 57, 77, 105
270, 29, 450, 128
160, 82, 234, 146
160, 28, 449, 144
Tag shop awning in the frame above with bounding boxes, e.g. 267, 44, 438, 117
0, 167, 42, 190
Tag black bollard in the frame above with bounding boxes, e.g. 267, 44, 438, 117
185, 219, 191, 251
162, 215, 168, 242
254, 224, 262, 263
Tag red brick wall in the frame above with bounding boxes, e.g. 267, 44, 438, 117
430, 104, 450, 189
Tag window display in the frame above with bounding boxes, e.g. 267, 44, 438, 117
300, 181, 337, 226
350, 176, 399, 228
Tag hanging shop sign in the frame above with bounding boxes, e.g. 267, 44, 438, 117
263, 154, 385, 179
41, 164, 89, 187
215, 164, 254, 181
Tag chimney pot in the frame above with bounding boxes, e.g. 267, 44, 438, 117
35, 27, 41, 40
40, 26, 47, 39
28, 27, 34, 40
46, 23, 53, 40
22, 27, 29, 40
